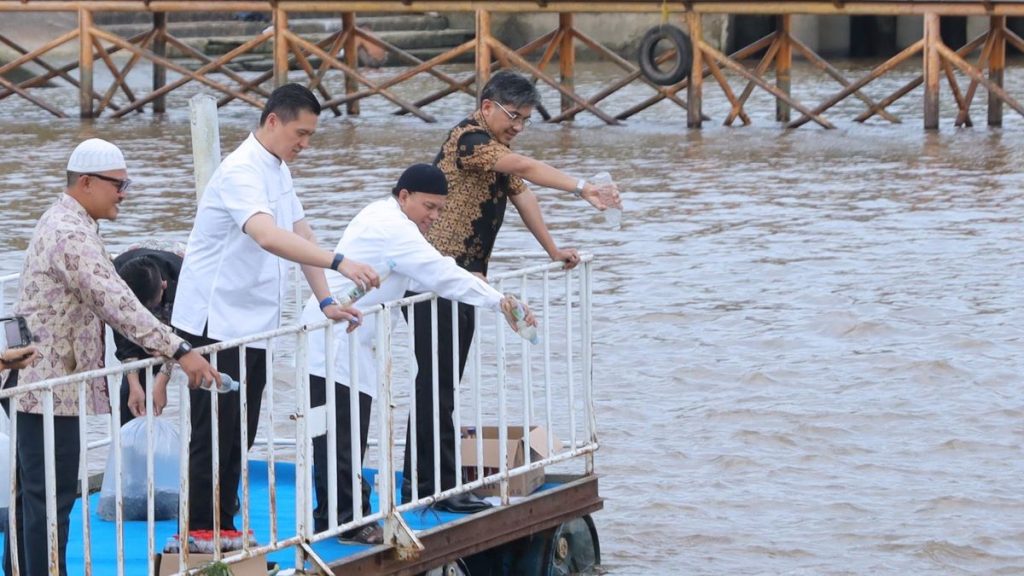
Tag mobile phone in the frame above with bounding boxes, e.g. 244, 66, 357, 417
1, 316, 33, 349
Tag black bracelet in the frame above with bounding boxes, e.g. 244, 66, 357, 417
330, 253, 345, 271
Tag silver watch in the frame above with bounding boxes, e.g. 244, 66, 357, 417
573, 178, 586, 198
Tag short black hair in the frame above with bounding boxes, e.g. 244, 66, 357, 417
259, 83, 322, 126
117, 256, 163, 307
479, 70, 542, 109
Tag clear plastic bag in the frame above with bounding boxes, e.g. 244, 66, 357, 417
591, 171, 622, 229
98, 418, 180, 521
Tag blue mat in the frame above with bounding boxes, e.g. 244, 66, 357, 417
0, 462, 560, 573
0, 462, 454, 573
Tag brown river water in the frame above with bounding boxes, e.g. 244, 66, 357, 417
0, 62, 1022, 574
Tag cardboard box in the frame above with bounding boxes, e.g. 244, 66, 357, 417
460, 425, 559, 497
157, 552, 268, 576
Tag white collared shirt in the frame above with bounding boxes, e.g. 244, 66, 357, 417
172, 133, 304, 345
300, 196, 503, 398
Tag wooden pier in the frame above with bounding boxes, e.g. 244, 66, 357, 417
0, 1, 1023, 128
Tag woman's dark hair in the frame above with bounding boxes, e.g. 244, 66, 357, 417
260, 83, 322, 126
479, 70, 542, 109
117, 256, 163, 307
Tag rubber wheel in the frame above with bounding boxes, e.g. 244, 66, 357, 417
638, 24, 693, 86
544, 515, 601, 576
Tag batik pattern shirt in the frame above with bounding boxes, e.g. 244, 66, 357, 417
11, 194, 182, 416
428, 111, 527, 275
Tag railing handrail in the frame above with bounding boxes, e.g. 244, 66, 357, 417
0, 253, 597, 575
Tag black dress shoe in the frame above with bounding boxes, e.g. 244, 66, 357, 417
433, 492, 493, 514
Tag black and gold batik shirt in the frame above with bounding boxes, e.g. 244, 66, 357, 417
428, 111, 527, 275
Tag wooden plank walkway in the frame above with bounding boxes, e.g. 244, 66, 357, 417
0, 1, 1021, 128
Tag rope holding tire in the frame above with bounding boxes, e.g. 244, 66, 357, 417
638, 24, 693, 86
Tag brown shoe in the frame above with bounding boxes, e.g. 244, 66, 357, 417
339, 523, 384, 545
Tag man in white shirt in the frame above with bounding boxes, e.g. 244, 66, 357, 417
299, 164, 533, 543
172, 84, 378, 532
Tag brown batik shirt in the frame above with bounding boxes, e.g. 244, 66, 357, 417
428, 110, 527, 275
9, 194, 183, 416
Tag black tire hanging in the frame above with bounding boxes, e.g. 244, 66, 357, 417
638, 24, 693, 86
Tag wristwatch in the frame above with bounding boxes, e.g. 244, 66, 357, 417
573, 178, 586, 198
331, 253, 345, 272
172, 340, 193, 360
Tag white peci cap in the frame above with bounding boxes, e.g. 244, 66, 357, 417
66, 138, 126, 173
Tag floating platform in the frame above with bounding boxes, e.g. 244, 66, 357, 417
0, 460, 602, 574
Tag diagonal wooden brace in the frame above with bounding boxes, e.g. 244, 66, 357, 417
788, 39, 925, 129
725, 37, 780, 125
787, 34, 900, 124
954, 31, 997, 127
324, 39, 475, 109
858, 33, 985, 124
936, 41, 1024, 119
698, 39, 834, 129
284, 29, 435, 122
615, 32, 775, 122
97, 27, 269, 117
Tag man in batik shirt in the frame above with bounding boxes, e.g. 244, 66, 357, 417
2, 139, 218, 575
401, 70, 621, 513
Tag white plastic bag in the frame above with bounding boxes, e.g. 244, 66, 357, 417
98, 418, 180, 521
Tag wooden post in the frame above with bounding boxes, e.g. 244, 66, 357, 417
923, 12, 940, 130
559, 13, 575, 117
153, 12, 167, 114
476, 9, 492, 100
342, 12, 359, 115
79, 7, 93, 118
189, 94, 221, 201
687, 11, 703, 128
273, 6, 289, 87
988, 16, 1005, 127
776, 14, 791, 122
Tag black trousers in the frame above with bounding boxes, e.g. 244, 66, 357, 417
2, 412, 80, 576
180, 329, 267, 531
309, 375, 372, 533
401, 293, 475, 501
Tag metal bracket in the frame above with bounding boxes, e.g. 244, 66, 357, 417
300, 541, 333, 575
386, 512, 425, 561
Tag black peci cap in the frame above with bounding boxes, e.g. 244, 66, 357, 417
392, 164, 448, 196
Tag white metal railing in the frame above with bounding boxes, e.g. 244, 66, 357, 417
0, 254, 597, 575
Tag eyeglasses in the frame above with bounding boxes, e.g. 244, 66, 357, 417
491, 100, 533, 128
85, 173, 132, 194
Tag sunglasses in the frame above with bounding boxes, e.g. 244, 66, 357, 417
491, 100, 533, 128
85, 173, 132, 194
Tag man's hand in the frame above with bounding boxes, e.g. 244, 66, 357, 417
0, 345, 38, 370
549, 247, 581, 270
581, 180, 621, 211
125, 371, 167, 418
499, 295, 537, 333
126, 373, 146, 417
337, 257, 380, 291
150, 371, 170, 416
323, 303, 364, 334
176, 349, 220, 390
